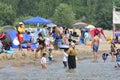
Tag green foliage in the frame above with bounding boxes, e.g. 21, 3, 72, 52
0, 2, 16, 26
0, 27, 4, 33
0, 0, 120, 30
52, 3, 75, 28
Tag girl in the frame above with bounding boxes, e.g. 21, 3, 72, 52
41, 53, 47, 69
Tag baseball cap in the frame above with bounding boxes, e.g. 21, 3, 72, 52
71, 42, 75, 46
19, 22, 24, 25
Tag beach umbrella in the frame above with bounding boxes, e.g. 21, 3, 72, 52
73, 22, 88, 28
46, 23, 57, 27
85, 24, 95, 29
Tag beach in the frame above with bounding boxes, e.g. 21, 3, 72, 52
0, 30, 120, 80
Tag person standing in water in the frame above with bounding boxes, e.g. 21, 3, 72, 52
34, 33, 46, 61
67, 42, 76, 71
110, 41, 117, 62
91, 33, 100, 62
40, 53, 47, 69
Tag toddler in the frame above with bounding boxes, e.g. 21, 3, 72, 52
62, 49, 68, 68
40, 53, 47, 69
48, 48, 53, 62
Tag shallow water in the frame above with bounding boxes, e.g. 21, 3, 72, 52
0, 56, 120, 80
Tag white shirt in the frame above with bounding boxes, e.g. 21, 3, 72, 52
40, 57, 47, 64
63, 52, 68, 61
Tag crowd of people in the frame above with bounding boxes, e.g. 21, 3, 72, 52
0, 22, 120, 71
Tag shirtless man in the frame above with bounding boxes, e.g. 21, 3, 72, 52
91, 33, 100, 62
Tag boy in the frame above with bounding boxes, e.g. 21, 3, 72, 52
62, 49, 68, 68
48, 48, 53, 62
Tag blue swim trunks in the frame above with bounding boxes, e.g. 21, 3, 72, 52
54, 39, 62, 45
93, 44, 99, 52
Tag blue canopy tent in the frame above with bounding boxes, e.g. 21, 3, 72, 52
22, 16, 52, 24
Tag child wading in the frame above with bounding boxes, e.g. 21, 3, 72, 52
48, 48, 53, 62
115, 49, 120, 68
40, 53, 47, 69
62, 49, 68, 68
102, 52, 109, 62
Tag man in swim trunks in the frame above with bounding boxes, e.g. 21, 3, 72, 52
91, 33, 100, 62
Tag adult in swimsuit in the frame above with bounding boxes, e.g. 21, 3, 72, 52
34, 33, 45, 60
91, 33, 100, 62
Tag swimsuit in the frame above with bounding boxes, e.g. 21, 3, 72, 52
93, 44, 99, 52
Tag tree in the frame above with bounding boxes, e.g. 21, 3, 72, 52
52, 3, 75, 28
0, 2, 16, 26
17, 0, 38, 17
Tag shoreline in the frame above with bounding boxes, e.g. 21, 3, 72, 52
0, 41, 120, 67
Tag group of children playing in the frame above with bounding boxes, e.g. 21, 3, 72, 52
40, 45, 120, 70
40, 48, 69, 69
40, 48, 53, 69
102, 42, 120, 68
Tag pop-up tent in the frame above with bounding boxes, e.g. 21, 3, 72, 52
8, 30, 38, 49
22, 16, 52, 24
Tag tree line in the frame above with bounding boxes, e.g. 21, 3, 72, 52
0, 0, 120, 29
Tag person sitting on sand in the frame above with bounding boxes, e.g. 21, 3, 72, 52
41, 53, 47, 69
